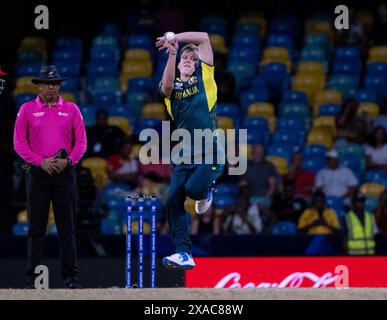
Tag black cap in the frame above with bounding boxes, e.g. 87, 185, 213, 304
31, 65, 67, 84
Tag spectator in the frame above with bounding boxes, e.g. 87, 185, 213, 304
239, 144, 277, 201
270, 179, 308, 223
191, 206, 221, 235
315, 149, 358, 198
86, 110, 126, 158
222, 194, 263, 235
283, 153, 315, 198
375, 190, 387, 234
336, 99, 369, 145
372, 98, 387, 131
106, 139, 139, 188
335, 8, 366, 48
345, 192, 377, 255
370, 2, 387, 45
365, 126, 387, 170
298, 191, 341, 235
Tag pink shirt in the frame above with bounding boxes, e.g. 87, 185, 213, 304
14, 96, 87, 166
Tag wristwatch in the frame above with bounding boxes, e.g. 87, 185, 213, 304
66, 158, 73, 167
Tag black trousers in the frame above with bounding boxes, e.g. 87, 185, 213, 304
25, 166, 79, 281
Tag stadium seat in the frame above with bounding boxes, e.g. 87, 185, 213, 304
365, 196, 379, 212
327, 75, 357, 99
368, 46, 387, 63
229, 48, 260, 63
53, 48, 82, 63
306, 128, 333, 148
292, 74, 324, 101
332, 60, 362, 76
305, 19, 333, 39
93, 35, 119, 49
303, 144, 328, 157
209, 34, 228, 53
55, 37, 82, 50
107, 104, 131, 118
17, 51, 45, 64
246, 102, 274, 117
240, 90, 270, 108
312, 116, 336, 136
271, 221, 297, 235
213, 194, 237, 209
326, 196, 345, 216
281, 90, 308, 104
235, 22, 261, 37
12, 223, 29, 236
337, 143, 365, 159
80, 104, 97, 127
267, 144, 296, 162
217, 103, 240, 118
201, 16, 227, 36
242, 117, 269, 131
315, 90, 344, 109
127, 77, 154, 92
124, 49, 152, 61
367, 62, 387, 76
141, 102, 166, 119
246, 129, 270, 146
277, 117, 309, 132
360, 183, 385, 198
318, 103, 342, 116
91, 91, 121, 107
16, 64, 41, 77
266, 156, 288, 174
353, 89, 379, 104
90, 47, 120, 63
279, 102, 310, 118
82, 157, 107, 187
217, 116, 234, 131
358, 102, 380, 119
126, 35, 153, 51
61, 92, 77, 103
14, 76, 38, 95
297, 61, 325, 77
135, 118, 162, 136
215, 183, 239, 197
108, 116, 132, 135
302, 155, 326, 173
273, 129, 304, 146
335, 46, 361, 61
363, 170, 387, 187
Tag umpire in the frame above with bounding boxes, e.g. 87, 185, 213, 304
13, 65, 87, 289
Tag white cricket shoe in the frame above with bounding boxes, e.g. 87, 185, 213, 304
162, 252, 196, 270
195, 182, 215, 214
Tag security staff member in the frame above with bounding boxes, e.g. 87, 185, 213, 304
13, 65, 87, 288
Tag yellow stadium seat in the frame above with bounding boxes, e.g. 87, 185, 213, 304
14, 76, 38, 95
108, 116, 132, 135
82, 157, 107, 187
61, 92, 76, 102
293, 75, 325, 102
217, 116, 234, 131
266, 156, 288, 175
17, 209, 28, 223
358, 10, 374, 32
247, 102, 274, 117
267, 116, 276, 133
358, 102, 380, 119
130, 143, 142, 160
141, 102, 166, 119
209, 34, 227, 53
313, 90, 342, 115
360, 183, 385, 198
307, 127, 333, 148
237, 12, 266, 36
121, 60, 153, 75
368, 46, 387, 63
306, 20, 333, 38
20, 36, 47, 50
262, 47, 290, 61
297, 62, 325, 77
124, 49, 151, 61
312, 116, 336, 136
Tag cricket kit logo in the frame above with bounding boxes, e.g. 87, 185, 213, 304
33, 112, 45, 117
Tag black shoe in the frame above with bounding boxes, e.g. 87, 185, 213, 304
64, 278, 82, 289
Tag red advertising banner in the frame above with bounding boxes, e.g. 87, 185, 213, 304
185, 257, 387, 288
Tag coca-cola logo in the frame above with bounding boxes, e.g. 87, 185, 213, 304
214, 271, 340, 288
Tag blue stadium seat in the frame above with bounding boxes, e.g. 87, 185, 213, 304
215, 183, 239, 197
201, 16, 227, 36
91, 92, 121, 107
271, 221, 297, 235
277, 117, 309, 131
367, 62, 387, 76
353, 89, 380, 104
107, 104, 132, 118
53, 49, 82, 63
303, 144, 328, 157
267, 144, 296, 162
55, 37, 82, 50
101, 219, 122, 235
273, 129, 304, 146
235, 23, 261, 37
217, 103, 240, 118
327, 75, 358, 98
281, 90, 308, 104
90, 47, 120, 63
88, 62, 119, 77
262, 63, 288, 90
100, 22, 121, 37
335, 46, 361, 61
363, 170, 387, 187
302, 155, 326, 173
90, 77, 120, 94
18, 51, 45, 64
267, 33, 293, 51
229, 48, 260, 63
135, 118, 162, 136
232, 34, 260, 49
126, 35, 153, 51
15, 93, 36, 108
16, 64, 41, 77
92, 35, 119, 49
365, 197, 379, 212
250, 76, 269, 91
337, 143, 365, 159
61, 78, 80, 92
364, 75, 387, 96
305, 34, 330, 51
80, 104, 97, 126
213, 194, 237, 209
340, 158, 363, 178
56, 62, 81, 77
245, 129, 270, 146
332, 60, 362, 76
318, 103, 342, 116
127, 77, 154, 93
12, 223, 29, 236
240, 90, 269, 109
242, 117, 269, 131
279, 102, 310, 118
326, 196, 345, 216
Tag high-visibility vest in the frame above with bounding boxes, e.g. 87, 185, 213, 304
345, 211, 376, 255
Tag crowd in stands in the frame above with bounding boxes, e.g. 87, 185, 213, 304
3, 2, 387, 256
